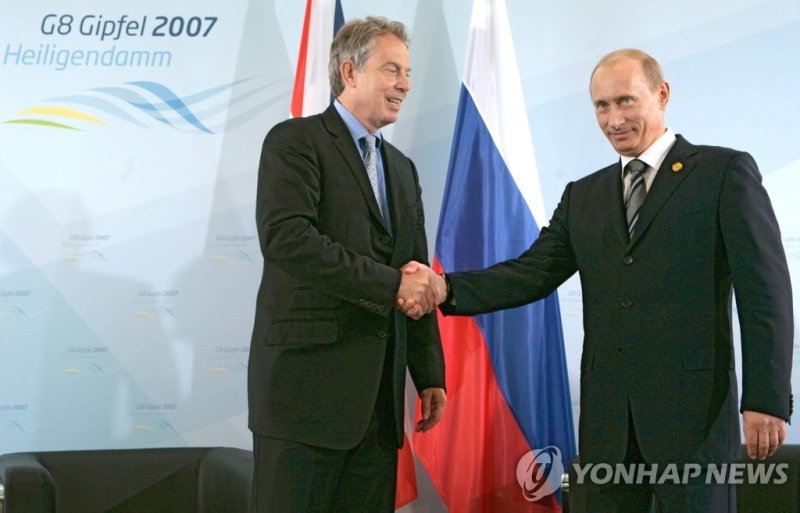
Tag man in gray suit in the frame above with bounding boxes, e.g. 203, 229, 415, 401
403, 49, 793, 512
248, 17, 445, 513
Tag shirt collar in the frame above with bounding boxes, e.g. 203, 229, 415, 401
620, 127, 676, 173
333, 100, 383, 149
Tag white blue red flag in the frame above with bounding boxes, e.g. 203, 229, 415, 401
414, 0, 577, 511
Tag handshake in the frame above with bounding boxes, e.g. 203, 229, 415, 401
395, 261, 448, 320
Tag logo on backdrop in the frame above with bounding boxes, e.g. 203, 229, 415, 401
516, 445, 565, 501
3, 78, 261, 132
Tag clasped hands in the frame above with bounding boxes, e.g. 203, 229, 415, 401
395, 261, 447, 320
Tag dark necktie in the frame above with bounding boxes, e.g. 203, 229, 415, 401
624, 159, 647, 238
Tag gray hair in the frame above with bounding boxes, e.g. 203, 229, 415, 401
329, 16, 410, 97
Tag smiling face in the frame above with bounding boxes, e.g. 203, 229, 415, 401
337, 34, 411, 133
590, 57, 669, 157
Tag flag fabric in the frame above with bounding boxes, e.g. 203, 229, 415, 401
290, 2, 419, 508
395, 406, 419, 509
291, 0, 344, 118
413, 0, 577, 512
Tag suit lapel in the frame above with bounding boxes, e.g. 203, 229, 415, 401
322, 106, 389, 231
606, 161, 629, 248
381, 140, 416, 268
628, 135, 698, 248
382, 142, 407, 240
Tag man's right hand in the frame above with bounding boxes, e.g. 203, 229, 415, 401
396, 261, 447, 320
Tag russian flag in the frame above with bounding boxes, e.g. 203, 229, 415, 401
291, 2, 419, 508
413, 0, 577, 511
290, 0, 344, 118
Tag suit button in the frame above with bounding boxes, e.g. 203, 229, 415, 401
623, 256, 634, 265
380, 235, 392, 246
620, 299, 632, 308
377, 330, 388, 338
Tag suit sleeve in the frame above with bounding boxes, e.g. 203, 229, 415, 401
257, 120, 400, 316
405, 159, 445, 391
720, 152, 794, 421
441, 183, 579, 316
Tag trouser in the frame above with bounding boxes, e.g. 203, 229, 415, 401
585, 411, 736, 513
250, 409, 398, 513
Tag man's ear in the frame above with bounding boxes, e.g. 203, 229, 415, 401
658, 81, 670, 109
340, 60, 356, 88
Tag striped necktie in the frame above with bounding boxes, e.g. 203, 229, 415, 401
362, 135, 383, 217
624, 159, 647, 238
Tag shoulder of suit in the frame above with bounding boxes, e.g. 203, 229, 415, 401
687, 143, 744, 158
670, 133, 746, 158
265, 112, 327, 145
269, 112, 324, 133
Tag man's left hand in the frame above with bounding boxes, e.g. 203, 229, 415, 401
416, 387, 447, 432
743, 410, 787, 460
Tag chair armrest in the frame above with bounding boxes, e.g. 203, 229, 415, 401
737, 444, 800, 512
0, 453, 55, 513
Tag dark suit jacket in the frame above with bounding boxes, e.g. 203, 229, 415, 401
248, 105, 445, 450
442, 135, 793, 465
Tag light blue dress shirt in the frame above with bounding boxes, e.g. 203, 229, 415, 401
333, 100, 392, 234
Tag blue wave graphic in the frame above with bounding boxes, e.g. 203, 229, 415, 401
47, 78, 278, 134
49, 95, 147, 127
93, 85, 186, 130
133, 78, 254, 107
117, 81, 213, 133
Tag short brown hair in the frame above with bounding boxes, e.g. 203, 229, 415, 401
590, 49, 665, 91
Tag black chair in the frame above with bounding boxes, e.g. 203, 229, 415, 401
0, 446, 252, 513
737, 444, 800, 513
563, 445, 800, 513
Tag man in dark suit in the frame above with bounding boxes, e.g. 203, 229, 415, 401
248, 17, 446, 513
403, 49, 793, 512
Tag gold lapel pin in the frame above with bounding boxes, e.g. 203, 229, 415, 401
672, 162, 683, 173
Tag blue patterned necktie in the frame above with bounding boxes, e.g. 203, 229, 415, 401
362, 135, 384, 219
624, 159, 647, 238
